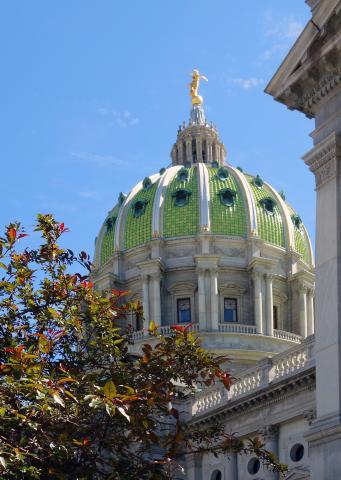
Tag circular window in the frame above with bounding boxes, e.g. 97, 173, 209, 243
177, 168, 189, 182
217, 167, 229, 181
172, 189, 191, 207
260, 197, 276, 215
210, 470, 222, 480
291, 214, 302, 229
247, 458, 260, 475
132, 200, 147, 217
290, 443, 304, 462
254, 175, 263, 188
212, 161, 219, 168
218, 188, 236, 207
159, 167, 166, 175
143, 177, 152, 190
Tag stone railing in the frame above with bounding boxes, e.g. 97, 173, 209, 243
218, 323, 257, 334
273, 329, 302, 343
190, 335, 315, 417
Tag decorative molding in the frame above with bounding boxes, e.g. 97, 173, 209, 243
303, 131, 340, 188
167, 282, 197, 294
219, 283, 246, 295
303, 407, 317, 425
259, 424, 279, 440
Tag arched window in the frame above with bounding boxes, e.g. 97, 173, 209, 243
132, 200, 148, 218
217, 167, 229, 181
177, 168, 189, 182
210, 470, 222, 480
259, 197, 276, 215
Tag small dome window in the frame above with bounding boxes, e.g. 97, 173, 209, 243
184, 161, 191, 168
211, 160, 219, 168
159, 167, 166, 175
290, 443, 305, 462
253, 175, 264, 188
105, 216, 117, 231
218, 188, 236, 207
217, 167, 229, 181
177, 168, 189, 182
292, 214, 302, 228
247, 458, 260, 475
237, 166, 243, 172
172, 189, 192, 207
260, 197, 276, 215
118, 192, 126, 205
143, 177, 152, 190
132, 200, 148, 218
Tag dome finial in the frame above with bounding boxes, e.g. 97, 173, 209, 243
189, 69, 208, 126
189, 69, 208, 106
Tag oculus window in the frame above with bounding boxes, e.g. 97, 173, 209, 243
260, 197, 276, 215
177, 298, 191, 323
224, 298, 238, 322
132, 200, 148, 218
218, 188, 236, 207
172, 189, 192, 207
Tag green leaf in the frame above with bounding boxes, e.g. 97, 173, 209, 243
0, 261, 7, 270
48, 307, 59, 318
103, 379, 116, 399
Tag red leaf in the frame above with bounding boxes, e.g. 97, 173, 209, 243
17, 233, 29, 240
7, 228, 16, 243
170, 325, 185, 332
112, 289, 130, 297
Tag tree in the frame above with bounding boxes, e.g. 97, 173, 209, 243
0, 215, 287, 479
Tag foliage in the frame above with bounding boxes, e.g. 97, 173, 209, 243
0, 215, 287, 479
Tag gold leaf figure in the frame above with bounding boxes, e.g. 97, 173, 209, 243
189, 69, 208, 106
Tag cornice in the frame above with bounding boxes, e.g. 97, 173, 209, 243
303, 131, 340, 188
189, 367, 315, 428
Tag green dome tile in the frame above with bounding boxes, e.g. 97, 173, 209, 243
100, 204, 120, 266
287, 204, 310, 264
124, 180, 159, 250
163, 166, 199, 238
247, 175, 285, 248
208, 167, 247, 236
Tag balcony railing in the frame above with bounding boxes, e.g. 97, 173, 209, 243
190, 335, 315, 418
129, 323, 301, 342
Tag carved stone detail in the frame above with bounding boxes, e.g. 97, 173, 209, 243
259, 424, 279, 440
303, 408, 316, 425
303, 132, 340, 188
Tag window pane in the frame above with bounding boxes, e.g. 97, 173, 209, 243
177, 298, 191, 323
273, 305, 278, 330
224, 298, 237, 322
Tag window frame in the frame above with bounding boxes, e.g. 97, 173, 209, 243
223, 297, 238, 323
177, 297, 192, 324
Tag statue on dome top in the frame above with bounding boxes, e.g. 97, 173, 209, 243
189, 69, 208, 106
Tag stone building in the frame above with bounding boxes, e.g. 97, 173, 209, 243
92, 0, 341, 478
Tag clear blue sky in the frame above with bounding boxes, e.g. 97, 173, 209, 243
0, 1, 316, 257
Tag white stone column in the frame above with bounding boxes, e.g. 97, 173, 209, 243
210, 268, 219, 331
150, 272, 161, 325
196, 138, 202, 162
307, 288, 315, 336
207, 141, 212, 163
141, 274, 150, 327
225, 452, 238, 479
186, 139, 192, 163
253, 271, 264, 334
186, 453, 203, 480
265, 274, 274, 336
299, 285, 308, 338
260, 425, 279, 480
197, 268, 206, 331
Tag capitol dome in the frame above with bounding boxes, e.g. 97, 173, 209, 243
92, 74, 315, 366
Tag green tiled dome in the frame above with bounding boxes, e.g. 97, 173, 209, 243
95, 164, 313, 267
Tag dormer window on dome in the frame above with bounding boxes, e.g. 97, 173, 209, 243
118, 192, 126, 205
143, 177, 152, 190
172, 189, 192, 207
132, 199, 148, 217
260, 197, 276, 215
253, 175, 264, 188
218, 188, 236, 207
217, 166, 229, 181
105, 216, 117, 231
292, 214, 302, 228
177, 167, 189, 182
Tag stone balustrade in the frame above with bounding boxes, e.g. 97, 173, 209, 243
190, 335, 315, 417
273, 329, 302, 343
218, 323, 257, 334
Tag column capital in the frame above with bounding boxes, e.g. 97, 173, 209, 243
303, 131, 341, 189
264, 272, 275, 281
150, 271, 161, 281
298, 284, 309, 294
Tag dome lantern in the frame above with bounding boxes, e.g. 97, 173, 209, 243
171, 69, 226, 166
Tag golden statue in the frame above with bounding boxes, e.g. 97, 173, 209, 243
189, 69, 208, 106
